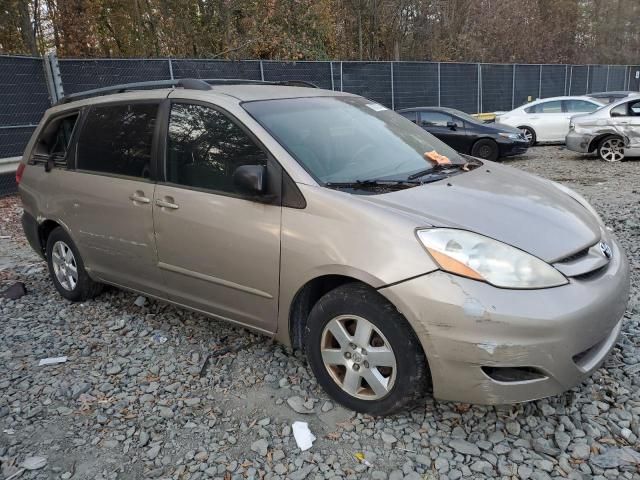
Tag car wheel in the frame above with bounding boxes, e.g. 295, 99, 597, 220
46, 227, 102, 301
518, 126, 536, 146
471, 138, 499, 161
598, 136, 625, 162
304, 282, 430, 415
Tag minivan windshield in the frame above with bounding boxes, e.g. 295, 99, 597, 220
243, 96, 466, 185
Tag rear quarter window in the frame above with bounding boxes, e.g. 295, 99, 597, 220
31, 113, 79, 164
76, 103, 158, 180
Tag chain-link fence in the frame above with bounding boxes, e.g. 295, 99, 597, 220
2, 54, 640, 196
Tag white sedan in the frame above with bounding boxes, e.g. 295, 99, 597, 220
495, 96, 604, 145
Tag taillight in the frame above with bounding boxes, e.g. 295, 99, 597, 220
15, 163, 26, 184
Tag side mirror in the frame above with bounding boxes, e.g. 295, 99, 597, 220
446, 121, 457, 130
233, 164, 266, 195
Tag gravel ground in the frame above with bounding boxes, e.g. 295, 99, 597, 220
1, 146, 639, 480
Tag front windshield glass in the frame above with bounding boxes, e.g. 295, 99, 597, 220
243, 96, 466, 184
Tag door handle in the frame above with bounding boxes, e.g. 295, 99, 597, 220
129, 192, 151, 204
155, 198, 179, 210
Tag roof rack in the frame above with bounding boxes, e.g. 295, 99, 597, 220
56, 78, 319, 105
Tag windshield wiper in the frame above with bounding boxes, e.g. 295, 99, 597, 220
325, 179, 421, 189
407, 162, 470, 181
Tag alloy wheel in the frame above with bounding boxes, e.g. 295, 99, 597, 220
320, 314, 397, 400
51, 240, 78, 291
520, 128, 533, 144
600, 138, 625, 162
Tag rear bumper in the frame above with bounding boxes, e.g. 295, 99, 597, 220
565, 131, 594, 153
379, 236, 630, 405
21, 211, 44, 259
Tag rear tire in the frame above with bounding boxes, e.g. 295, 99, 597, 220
597, 135, 625, 162
46, 227, 102, 301
471, 138, 499, 161
304, 282, 429, 416
518, 126, 536, 146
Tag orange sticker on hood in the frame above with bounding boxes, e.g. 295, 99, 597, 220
424, 150, 451, 165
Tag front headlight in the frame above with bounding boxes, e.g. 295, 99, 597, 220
417, 229, 568, 289
498, 132, 521, 140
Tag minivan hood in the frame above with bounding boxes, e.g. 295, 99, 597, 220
359, 163, 601, 262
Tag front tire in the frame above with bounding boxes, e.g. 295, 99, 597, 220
46, 227, 102, 301
304, 283, 429, 415
518, 126, 536, 146
471, 138, 499, 161
598, 136, 625, 162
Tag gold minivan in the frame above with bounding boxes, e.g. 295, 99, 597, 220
18, 79, 630, 415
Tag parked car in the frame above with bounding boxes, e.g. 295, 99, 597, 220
397, 107, 529, 161
566, 94, 640, 162
18, 79, 630, 415
587, 91, 638, 104
495, 96, 604, 145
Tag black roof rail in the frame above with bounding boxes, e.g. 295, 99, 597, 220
55, 78, 318, 105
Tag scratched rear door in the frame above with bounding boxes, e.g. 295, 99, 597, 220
65, 101, 166, 296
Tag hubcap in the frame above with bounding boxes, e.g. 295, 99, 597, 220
600, 139, 624, 162
320, 315, 397, 400
520, 128, 533, 143
51, 241, 78, 291
479, 145, 492, 158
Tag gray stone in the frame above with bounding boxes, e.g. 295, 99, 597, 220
147, 445, 161, 460
251, 438, 269, 456
571, 444, 591, 460
449, 439, 481, 456
287, 396, 313, 414
506, 421, 521, 436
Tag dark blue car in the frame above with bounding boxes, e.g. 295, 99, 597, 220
397, 106, 529, 161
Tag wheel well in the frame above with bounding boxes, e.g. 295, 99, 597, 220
38, 220, 60, 255
289, 275, 363, 350
588, 133, 622, 153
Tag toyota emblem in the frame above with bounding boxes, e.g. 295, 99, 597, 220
599, 241, 612, 259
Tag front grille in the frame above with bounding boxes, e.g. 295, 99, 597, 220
558, 247, 590, 263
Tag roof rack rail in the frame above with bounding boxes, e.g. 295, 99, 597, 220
55, 78, 318, 105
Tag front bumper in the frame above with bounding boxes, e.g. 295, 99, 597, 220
566, 131, 594, 153
498, 139, 529, 157
379, 237, 630, 405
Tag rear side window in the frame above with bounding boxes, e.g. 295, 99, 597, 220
400, 111, 417, 123
564, 100, 598, 113
420, 111, 453, 127
166, 103, 267, 193
76, 103, 158, 179
32, 113, 79, 162
526, 101, 563, 114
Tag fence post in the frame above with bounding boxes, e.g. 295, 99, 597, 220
44, 52, 64, 103
586, 65, 590, 93
568, 66, 573, 95
390, 62, 395, 110
477, 64, 481, 113
168, 58, 174, 80
511, 64, 516, 109
564, 65, 568, 95
340, 62, 343, 91
605, 65, 610, 91
538, 65, 542, 99
259, 60, 265, 81
437, 62, 441, 107
330, 62, 335, 91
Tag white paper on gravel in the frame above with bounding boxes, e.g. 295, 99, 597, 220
292, 421, 316, 451
38, 356, 67, 366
